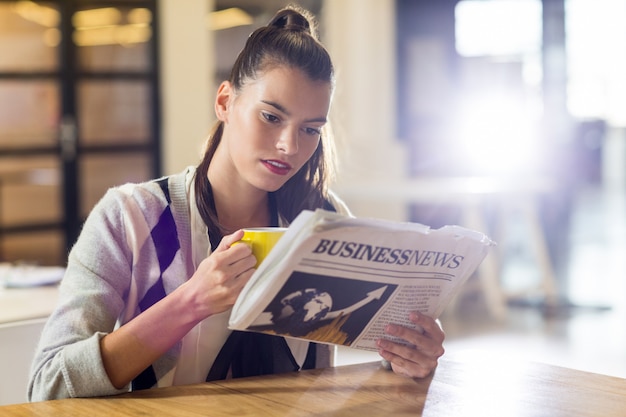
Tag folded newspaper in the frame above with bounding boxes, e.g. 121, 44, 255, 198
229, 209, 494, 351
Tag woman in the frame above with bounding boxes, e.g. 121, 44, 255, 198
28, 5, 444, 401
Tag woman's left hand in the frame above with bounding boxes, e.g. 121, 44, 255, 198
376, 311, 445, 378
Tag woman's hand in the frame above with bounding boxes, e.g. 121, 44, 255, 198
376, 311, 445, 378
100, 230, 257, 390
183, 229, 257, 319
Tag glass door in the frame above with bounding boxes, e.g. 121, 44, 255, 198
0, 0, 159, 265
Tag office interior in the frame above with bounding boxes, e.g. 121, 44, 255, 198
1, 0, 625, 404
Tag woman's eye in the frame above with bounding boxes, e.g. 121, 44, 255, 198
262, 112, 279, 123
304, 127, 321, 136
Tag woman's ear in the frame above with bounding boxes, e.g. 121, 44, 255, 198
215, 81, 233, 122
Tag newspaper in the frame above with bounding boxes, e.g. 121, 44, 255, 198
229, 209, 494, 351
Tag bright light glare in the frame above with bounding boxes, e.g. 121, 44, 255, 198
72, 7, 121, 28
71, 8, 153, 46
566, 0, 626, 126
453, 95, 542, 175
12, 0, 59, 27
128, 8, 152, 25
453, 0, 544, 176
207, 8, 253, 31
73, 24, 151, 47
455, 0, 542, 57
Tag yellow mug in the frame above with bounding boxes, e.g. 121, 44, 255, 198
236, 227, 287, 267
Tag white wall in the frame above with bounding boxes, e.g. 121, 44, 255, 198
323, 0, 409, 221
158, 0, 215, 176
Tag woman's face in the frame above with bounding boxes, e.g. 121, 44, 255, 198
215, 66, 332, 193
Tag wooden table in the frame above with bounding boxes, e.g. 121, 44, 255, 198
2, 357, 625, 416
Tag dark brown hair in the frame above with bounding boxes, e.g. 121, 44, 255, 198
195, 5, 336, 237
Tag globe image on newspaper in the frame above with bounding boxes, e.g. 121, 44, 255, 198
270, 288, 333, 336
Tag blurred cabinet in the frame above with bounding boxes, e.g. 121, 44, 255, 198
0, 0, 160, 265
0, 283, 60, 405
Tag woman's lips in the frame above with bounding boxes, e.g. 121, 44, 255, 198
262, 159, 292, 176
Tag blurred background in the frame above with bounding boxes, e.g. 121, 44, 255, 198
1, 0, 625, 403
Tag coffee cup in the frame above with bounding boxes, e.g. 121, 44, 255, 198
235, 227, 287, 267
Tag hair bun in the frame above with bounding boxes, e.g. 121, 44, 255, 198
269, 7, 316, 37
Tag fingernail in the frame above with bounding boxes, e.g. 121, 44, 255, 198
385, 324, 398, 335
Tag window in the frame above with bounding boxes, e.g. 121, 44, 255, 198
0, 1, 159, 265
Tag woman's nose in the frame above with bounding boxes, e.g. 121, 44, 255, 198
276, 127, 299, 155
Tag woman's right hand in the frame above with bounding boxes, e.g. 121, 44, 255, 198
184, 229, 257, 319
99, 230, 256, 390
